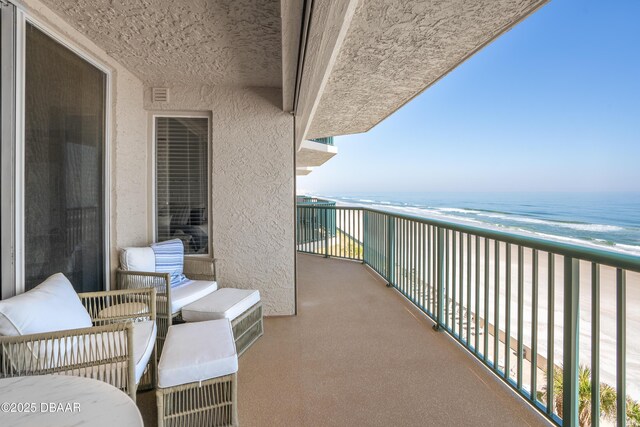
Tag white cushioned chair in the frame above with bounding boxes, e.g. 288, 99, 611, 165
117, 244, 217, 352
0, 273, 157, 401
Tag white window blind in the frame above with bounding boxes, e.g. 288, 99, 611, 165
155, 117, 209, 254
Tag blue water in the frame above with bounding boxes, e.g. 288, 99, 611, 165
315, 192, 640, 256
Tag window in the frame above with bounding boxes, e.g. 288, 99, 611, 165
155, 116, 209, 254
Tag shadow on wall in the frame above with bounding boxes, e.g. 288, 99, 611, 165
248, 87, 283, 110
247, 87, 282, 110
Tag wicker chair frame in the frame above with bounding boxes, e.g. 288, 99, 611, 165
0, 287, 157, 401
157, 373, 238, 427
116, 257, 216, 354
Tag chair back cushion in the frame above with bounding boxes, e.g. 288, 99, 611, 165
151, 239, 187, 288
0, 273, 92, 336
119, 247, 156, 272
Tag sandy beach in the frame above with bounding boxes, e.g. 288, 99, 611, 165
453, 244, 640, 401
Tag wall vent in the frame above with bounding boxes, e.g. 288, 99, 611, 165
152, 87, 169, 103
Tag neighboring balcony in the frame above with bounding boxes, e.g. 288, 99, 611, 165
308, 137, 335, 145
296, 138, 338, 176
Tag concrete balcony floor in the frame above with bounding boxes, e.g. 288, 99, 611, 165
139, 254, 550, 426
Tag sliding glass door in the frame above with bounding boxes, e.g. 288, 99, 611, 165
23, 24, 106, 292
1, 5, 107, 296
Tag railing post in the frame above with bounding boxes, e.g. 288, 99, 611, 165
433, 227, 444, 331
617, 268, 626, 427
563, 256, 579, 427
386, 215, 394, 286
324, 208, 329, 258
363, 210, 368, 264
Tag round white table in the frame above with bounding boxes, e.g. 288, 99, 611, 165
0, 375, 143, 427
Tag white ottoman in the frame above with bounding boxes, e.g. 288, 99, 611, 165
182, 288, 263, 356
156, 320, 238, 427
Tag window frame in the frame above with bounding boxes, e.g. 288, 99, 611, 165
1, 2, 112, 296
150, 112, 212, 257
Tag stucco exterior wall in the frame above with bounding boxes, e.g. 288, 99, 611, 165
145, 86, 295, 316
15, 1, 295, 315
17, 0, 150, 280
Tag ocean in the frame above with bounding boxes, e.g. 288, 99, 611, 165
314, 192, 640, 256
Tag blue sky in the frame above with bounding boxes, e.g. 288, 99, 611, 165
298, 0, 640, 194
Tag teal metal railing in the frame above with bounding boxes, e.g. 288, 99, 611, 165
295, 204, 640, 427
296, 197, 337, 245
308, 137, 334, 146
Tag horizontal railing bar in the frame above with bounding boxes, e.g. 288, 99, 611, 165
297, 202, 336, 206
298, 205, 640, 272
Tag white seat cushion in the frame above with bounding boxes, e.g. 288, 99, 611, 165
97, 302, 149, 320
0, 273, 92, 337
119, 247, 155, 272
158, 319, 237, 388
33, 320, 156, 385
182, 288, 260, 322
169, 280, 218, 314
132, 320, 157, 383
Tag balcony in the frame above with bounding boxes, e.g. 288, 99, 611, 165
0, 1, 634, 425
136, 253, 548, 426
308, 137, 335, 146
296, 139, 338, 176
291, 202, 640, 427
296, 196, 336, 206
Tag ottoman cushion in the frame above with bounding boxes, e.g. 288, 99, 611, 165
169, 279, 218, 314
182, 288, 261, 322
158, 319, 237, 388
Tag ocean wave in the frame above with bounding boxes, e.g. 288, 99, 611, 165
519, 230, 610, 249
389, 206, 437, 215
313, 195, 639, 256
435, 207, 482, 214
559, 223, 624, 232
382, 205, 486, 226
476, 213, 623, 232
518, 230, 640, 256
372, 205, 639, 255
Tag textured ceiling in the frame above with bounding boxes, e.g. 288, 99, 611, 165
307, 0, 548, 138
39, 0, 282, 87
